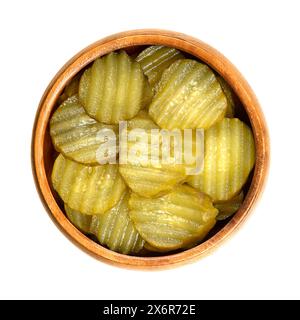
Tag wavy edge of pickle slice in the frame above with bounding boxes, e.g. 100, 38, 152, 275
217, 75, 236, 117
127, 110, 159, 130
215, 192, 244, 220
57, 73, 81, 104
64, 203, 97, 234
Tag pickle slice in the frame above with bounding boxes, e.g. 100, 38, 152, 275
65, 203, 97, 234
65, 74, 80, 97
64, 192, 144, 254
94, 191, 145, 254
79, 51, 153, 124
52, 154, 126, 214
217, 75, 236, 117
127, 110, 159, 130
50, 96, 118, 165
149, 59, 227, 129
58, 74, 81, 103
129, 185, 217, 251
78, 68, 91, 107
136, 45, 184, 88
188, 118, 255, 201
215, 192, 244, 220
119, 130, 186, 197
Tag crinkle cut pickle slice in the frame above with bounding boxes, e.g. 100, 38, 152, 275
52, 154, 126, 215
50, 95, 118, 165
129, 185, 218, 251
149, 59, 227, 129
136, 45, 184, 88
79, 50, 153, 124
188, 118, 255, 201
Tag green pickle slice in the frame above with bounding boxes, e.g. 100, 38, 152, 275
149, 59, 227, 129
65, 203, 97, 234
188, 118, 255, 201
58, 74, 81, 103
119, 130, 187, 197
129, 185, 218, 251
217, 75, 236, 117
136, 45, 184, 88
52, 154, 126, 215
93, 191, 145, 254
79, 50, 153, 124
50, 95, 118, 165
215, 192, 244, 220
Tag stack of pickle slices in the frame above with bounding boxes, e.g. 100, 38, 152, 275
50, 46, 255, 255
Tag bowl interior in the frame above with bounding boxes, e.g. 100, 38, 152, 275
43, 44, 254, 257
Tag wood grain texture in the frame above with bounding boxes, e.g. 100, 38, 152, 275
31, 29, 270, 269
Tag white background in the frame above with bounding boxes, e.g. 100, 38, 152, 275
0, 0, 299, 300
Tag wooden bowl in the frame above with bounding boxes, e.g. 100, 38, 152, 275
32, 30, 269, 269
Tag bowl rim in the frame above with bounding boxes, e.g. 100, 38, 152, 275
32, 29, 270, 269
